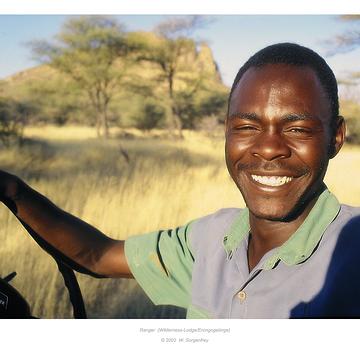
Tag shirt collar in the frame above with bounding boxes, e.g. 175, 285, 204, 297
223, 188, 341, 269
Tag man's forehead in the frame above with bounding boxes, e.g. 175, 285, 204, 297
233, 64, 320, 92
229, 64, 328, 112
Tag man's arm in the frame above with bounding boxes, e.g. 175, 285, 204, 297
0, 170, 133, 278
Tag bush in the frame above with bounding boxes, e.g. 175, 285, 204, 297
173, 90, 228, 130
0, 98, 32, 146
340, 100, 360, 144
198, 91, 228, 119
133, 101, 165, 130
346, 117, 360, 144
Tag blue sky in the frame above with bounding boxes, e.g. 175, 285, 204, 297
1, 15, 360, 86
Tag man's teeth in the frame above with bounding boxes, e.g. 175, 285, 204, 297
251, 175, 293, 187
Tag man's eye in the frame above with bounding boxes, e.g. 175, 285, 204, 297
234, 125, 258, 131
287, 128, 311, 134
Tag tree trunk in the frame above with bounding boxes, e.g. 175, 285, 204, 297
170, 105, 183, 139
101, 111, 109, 139
96, 115, 101, 138
168, 73, 183, 139
95, 104, 109, 139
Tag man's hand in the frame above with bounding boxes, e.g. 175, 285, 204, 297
0, 170, 132, 279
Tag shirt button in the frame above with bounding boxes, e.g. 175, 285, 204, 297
237, 291, 246, 301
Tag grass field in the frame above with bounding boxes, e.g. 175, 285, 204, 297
1, 125, 360, 318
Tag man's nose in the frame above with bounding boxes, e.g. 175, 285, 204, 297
251, 130, 291, 161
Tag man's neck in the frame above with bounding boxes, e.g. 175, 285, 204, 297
247, 196, 318, 272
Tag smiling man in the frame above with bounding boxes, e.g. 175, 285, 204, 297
1, 43, 360, 318
225, 50, 345, 273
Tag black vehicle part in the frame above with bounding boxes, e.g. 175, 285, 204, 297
18, 221, 90, 319
0, 272, 31, 318
55, 260, 87, 319
17, 215, 92, 318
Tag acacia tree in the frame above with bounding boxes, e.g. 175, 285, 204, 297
134, 16, 208, 137
29, 16, 131, 138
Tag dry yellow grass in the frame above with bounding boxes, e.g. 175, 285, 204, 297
0, 125, 359, 318
325, 146, 360, 205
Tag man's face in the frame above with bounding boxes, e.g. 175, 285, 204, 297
225, 64, 343, 221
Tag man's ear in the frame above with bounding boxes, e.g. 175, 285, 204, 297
330, 116, 346, 159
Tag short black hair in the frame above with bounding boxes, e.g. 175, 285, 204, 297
228, 43, 339, 127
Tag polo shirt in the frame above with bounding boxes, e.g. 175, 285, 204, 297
124, 188, 360, 318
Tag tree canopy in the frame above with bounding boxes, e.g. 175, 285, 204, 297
29, 16, 132, 138
130, 16, 222, 136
